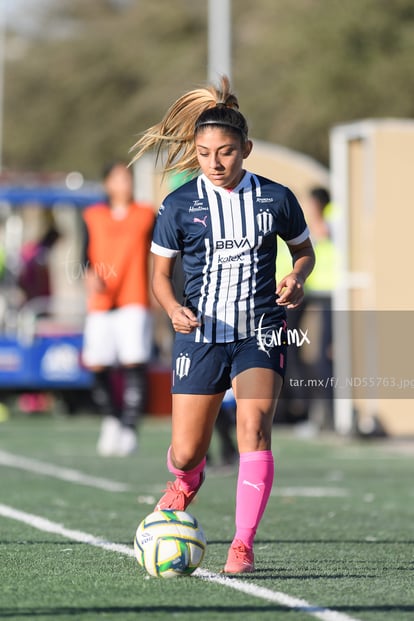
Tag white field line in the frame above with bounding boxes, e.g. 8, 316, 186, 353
0, 449, 349, 498
0, 503, 362, 621
272, 487, 349, 498
0, 450, 129, 493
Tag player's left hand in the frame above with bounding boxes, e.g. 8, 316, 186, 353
276, 273, 304, 309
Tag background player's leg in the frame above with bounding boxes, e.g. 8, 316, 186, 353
92, 367, 122, 456
83, 312, 120, 456
117, 364, 147, 455
116, 306, 152, 456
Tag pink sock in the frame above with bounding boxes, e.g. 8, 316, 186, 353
167, 446, 206, 493
234, 450, 274, 549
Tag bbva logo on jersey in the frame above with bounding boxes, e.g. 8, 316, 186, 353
256, 209, 274, 235
175, 353, 191, 379
215, 238, 251, 250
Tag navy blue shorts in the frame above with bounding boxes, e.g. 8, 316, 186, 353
172, 331, 287, 395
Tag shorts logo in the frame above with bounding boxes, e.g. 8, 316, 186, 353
256, 209, 273, 235
176, 353, 191, 379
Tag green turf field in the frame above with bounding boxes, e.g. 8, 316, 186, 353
0, 410, 413, 621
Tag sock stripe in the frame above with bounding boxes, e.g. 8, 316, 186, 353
240, 450, 273, 462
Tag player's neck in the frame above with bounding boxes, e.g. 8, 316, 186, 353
110, 201, 130, 220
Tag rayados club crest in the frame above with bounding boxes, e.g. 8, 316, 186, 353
176, 353, 191, 379
256, 209, 273, 235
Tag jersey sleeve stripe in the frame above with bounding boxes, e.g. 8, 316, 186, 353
150, 241, 179, 258
285, 227, 310, 246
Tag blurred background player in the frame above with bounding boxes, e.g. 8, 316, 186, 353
81, 161, 155, 456
17, 211, 61, 308
213, 388, 237, 466
302, 186, 336, 428
16, 211, 61, 413
276, 187, 337, 430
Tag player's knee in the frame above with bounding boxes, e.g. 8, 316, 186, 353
237, 418, 272, 451
171, 447, 203, 471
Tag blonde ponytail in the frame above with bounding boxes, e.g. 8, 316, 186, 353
129, 76, 246, 176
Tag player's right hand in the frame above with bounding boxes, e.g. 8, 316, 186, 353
170, 306, 201, 333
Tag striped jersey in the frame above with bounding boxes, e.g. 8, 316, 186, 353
151, 171, 309, 343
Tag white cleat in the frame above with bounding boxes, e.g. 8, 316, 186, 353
96, 416, 121, 456
117, 426, 138, 456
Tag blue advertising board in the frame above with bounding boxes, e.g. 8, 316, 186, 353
0, 183, 103, 392
0, 335, 92, 389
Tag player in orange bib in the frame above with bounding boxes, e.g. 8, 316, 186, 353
82, 161, 155, 456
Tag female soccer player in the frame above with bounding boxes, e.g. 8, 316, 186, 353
131, 77, 315, 573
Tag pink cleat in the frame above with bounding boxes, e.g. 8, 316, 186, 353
223, 539, 255, 574
155, 472, 205, 511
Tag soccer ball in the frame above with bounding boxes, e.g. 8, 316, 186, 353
134, 509, 206, 578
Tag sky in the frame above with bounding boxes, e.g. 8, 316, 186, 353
2, 0, 133, 35
2, 0, 51, 34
